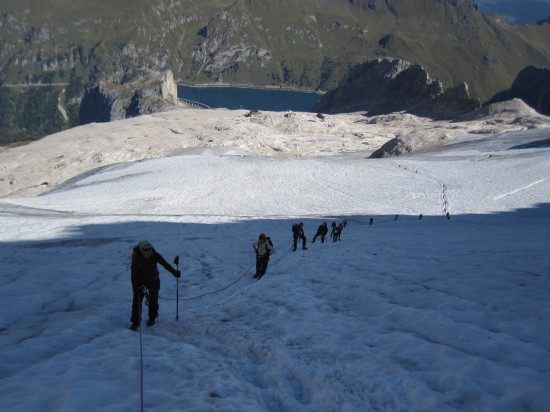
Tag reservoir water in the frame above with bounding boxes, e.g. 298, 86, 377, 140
177, 85, 322, 112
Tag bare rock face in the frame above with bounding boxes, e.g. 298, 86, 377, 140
485, 66, 550, 116
369, 98, 549, 158
79, 70, 179, 124
369, 128, 456, 158
313, 58, 481, 120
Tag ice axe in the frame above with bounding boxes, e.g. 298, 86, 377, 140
174, 255, 180, 320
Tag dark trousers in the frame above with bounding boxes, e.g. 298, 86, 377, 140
255, 255, 270, 279
131, 278, 160, 323
293, 234, 307, 251
312, 232, 326, 243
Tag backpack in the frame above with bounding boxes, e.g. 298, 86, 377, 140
264, 237, 274, 257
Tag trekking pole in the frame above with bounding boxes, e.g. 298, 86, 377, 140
174, 256, 180, 320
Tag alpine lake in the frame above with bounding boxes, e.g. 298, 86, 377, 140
177, 85, 323, 112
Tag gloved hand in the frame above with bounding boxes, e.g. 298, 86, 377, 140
174, 270, 181, 278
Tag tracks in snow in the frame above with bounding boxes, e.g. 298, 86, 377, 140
391, 161, 451, 217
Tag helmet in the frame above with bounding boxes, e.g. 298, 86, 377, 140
299, 222, 304, 226
259, 233, 266, 239
137, 239, 151, 249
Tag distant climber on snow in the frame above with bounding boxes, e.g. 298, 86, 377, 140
292, 222, 307, 251
330, 221, 337, 240
252, 233, 275, 279
312, 222, 328, 244
332, 223, 344, 242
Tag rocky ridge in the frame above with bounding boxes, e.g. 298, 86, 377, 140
369, 99, 550, 158
485, 66, 550, 116
314, 58, 481, 119
1, 0, 549, 100
79, 70, 180, 123
1, 0, 550, 144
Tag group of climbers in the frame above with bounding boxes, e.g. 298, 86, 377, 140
129, 220, 347, 331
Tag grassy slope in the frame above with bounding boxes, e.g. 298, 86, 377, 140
1, 0, 549, 101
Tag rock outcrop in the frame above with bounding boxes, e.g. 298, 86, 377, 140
369, 128, 457, 158
369, 98, 549, 158
79, 70, 179, 124
485, 66, 550, 116
313, 58, 481, 120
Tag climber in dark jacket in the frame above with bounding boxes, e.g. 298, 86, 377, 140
292, 222, 307, 251
312, 222, 328, 244
130, 240, 180, 330
332, 223, 344, 242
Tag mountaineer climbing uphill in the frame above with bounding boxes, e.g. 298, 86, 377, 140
292, 222, 307, 252
130, 240, 181, 331
333, 222, 344, 242
312, 222, 329, 244
252, 233, 275, 279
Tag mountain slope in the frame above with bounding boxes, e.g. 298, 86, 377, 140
2, 99, 549, 199
1, 0, 550, 144
1, 0, 549, 99
0, 114, 549, 410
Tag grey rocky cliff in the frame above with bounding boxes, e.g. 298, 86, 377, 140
485, 66, 550, 116
79, 70, 179, 124
313, 58, 481, 120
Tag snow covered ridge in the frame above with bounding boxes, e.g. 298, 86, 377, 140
0, 98, 549, 410
1, 98, 549, 199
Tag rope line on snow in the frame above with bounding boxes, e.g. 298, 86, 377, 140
154, 211, 450, 306
138, 290, 145, 412
159, 247, 294, 302
177, 262, 254, 301
131, 158, 454, 408
392, 160, 451, 217
133, 216, 449, 407
134, 248, 294, 411
158, 211, 450, 305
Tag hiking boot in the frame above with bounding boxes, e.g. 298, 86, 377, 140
303, 247, 308, 250
146, 318, 155, 327
130, 322, 139, 331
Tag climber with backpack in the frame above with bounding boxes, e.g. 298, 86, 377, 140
129, 240, 181, 331
312, 222, 329, 244
291, 222, 307, 252
252, 233, 275, 279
